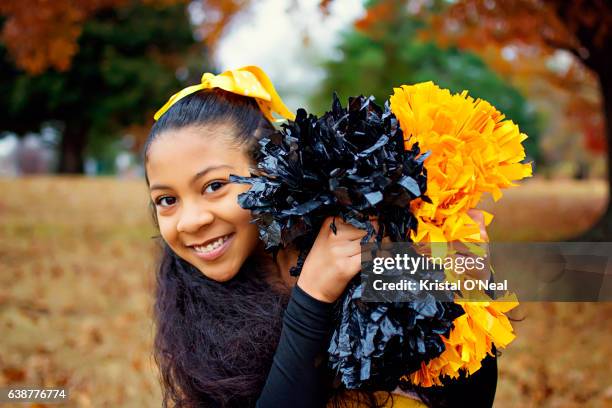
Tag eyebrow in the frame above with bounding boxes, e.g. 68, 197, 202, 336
149, 165, 234, 191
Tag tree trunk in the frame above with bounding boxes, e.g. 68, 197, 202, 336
575, 64, 612, 241
58, 123, 88, 174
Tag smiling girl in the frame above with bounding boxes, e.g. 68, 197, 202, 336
143, 67, 496, 408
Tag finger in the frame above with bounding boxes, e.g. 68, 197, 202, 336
479, 221, 489, 239
334, 240, 366, 257
322, 216, 342, 236
463, 257, 492, 281
467, 209, 488, 242
331, 216, 358, 231
346, 219, 381, 242
450, 241, 471, 257
329, 225, 367, 242
414, 242, 433, 258
346, 252, 363, 277
348, 228, 370, 242
323, 216, 360, 235
322, 216, 337, 230
467, 209, 484, 223
332, 219, 369, 240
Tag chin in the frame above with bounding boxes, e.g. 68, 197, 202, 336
194, 262, 239, 283
208, 271, 238, 282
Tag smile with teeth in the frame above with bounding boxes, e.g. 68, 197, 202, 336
192, 234, 232, 254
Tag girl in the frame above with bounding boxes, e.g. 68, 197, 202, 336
143, 67, 497, 408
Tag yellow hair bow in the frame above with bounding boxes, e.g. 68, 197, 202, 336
153, 65, 295, 122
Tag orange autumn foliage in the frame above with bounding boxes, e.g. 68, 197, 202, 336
0, 0, 142, 73
0, 0, 245, 74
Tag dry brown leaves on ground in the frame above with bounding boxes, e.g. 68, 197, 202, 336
0, 176, 610, 407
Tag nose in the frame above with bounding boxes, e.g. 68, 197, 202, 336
176, 200, 214, 234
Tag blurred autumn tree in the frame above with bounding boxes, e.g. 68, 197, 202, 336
311, 0, 541, 161
0, 0, 205, 173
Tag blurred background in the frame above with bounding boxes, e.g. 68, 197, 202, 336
0, 0, 611, 407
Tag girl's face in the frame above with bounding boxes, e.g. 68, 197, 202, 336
146, 123, 260, 282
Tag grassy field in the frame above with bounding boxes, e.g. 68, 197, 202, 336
0, 176, 611, 407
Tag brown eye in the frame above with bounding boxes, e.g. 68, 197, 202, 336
155, 196, 176, 207
203, 181, 226, 194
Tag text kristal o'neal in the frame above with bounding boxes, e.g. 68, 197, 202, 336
371, 279, 508, 292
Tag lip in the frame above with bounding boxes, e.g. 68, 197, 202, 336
188, 232, 234, 248
190, 233, 235, 261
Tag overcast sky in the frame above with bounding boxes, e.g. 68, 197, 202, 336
214, 0, 364, 110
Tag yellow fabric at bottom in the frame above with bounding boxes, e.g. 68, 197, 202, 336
336, 391, 427, 408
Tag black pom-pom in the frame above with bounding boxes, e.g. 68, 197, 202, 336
231, 93, 428, 272
328, 282, 464, 390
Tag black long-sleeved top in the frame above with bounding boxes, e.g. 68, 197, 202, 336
257, 284, 334, 408
256, 284, 498, 408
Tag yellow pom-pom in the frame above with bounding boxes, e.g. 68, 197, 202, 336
403, 294, 519, 387
390, 82, 528, 386
389, 81, 532, 243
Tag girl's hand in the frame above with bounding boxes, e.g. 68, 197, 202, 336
467, 209, 489, 242
461, 209, 491, 281
297, 216, 370, 303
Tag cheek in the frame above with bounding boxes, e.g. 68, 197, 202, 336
236, 206, 254, 225
227, 200, 258, 245
157, 216, 177, 245
232, 201, 256, 230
